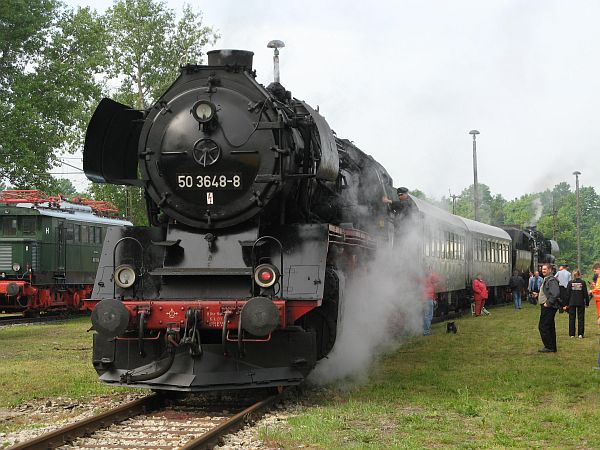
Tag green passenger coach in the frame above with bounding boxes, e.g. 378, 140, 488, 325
0, 190, 131, 315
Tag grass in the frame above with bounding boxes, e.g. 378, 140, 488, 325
0, 317, 130, 436
0, 317, 123, 408
261, 304, 600, 449
2, 307, 600, 447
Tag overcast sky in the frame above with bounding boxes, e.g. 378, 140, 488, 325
62, 0, 600, 201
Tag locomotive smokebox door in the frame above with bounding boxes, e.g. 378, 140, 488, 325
91, 298, 130, 337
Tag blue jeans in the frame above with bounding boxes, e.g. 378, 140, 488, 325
423, 299, 435, 335
512, 290, 522, 309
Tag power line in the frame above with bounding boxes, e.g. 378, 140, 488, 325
57, 160, 83, 171
50, 172, 85, 175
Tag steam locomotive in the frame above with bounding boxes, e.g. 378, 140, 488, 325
84, 48, 557, 392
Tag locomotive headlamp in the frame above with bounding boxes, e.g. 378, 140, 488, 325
114, 264, 136, 289
254, 264, 280, 288
12, 263, 20, 272
191, 100, 216, 123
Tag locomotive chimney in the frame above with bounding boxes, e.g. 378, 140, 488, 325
207, 49, 254, 69
267, 40, 285, 83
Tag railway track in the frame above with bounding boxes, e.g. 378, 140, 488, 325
8, 391, 280, 450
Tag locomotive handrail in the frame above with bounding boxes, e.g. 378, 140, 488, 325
250, 235, 284, 297
112, 237, 145, 299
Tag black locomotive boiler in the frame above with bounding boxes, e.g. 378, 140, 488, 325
84, 49, 395, 391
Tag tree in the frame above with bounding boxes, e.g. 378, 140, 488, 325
452, 183, 500, 224
409, 189, 428, 200
86, 0, 219, 224
45, 178, 79, 197
0, 3, 107, 188
105, 0, 219, 109
502, 194, 540, 228
87, 183, 146, 224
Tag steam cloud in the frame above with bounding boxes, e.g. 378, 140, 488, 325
310, 214, 425, 385
526, 196, 543, 227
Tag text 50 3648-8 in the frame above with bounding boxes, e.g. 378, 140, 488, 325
176, 174, 242, 190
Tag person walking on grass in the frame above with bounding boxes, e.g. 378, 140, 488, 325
472, 273, 489, 317
538, 263, 561, 353
509, 270, 525, 309
590, 263, 600, 319
422, 271, 440, 336
566, 269, 589, 338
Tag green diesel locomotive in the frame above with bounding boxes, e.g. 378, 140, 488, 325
0, 190, 130, 315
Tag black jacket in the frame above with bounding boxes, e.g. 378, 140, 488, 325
509, 275, 525, 290
567, 278, 590, 307
541, 276, 561, 309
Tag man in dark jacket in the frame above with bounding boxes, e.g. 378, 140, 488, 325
538, 263, 561, 353
509, 270, 526, 309
567, 270, 589, 338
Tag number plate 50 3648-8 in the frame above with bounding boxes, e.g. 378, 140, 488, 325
176, 174, 242, 190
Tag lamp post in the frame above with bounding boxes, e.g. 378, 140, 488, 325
469, 130, 480, 221
573, 170, 582, 270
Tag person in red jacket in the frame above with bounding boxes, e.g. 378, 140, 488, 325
472, 273, 489, 317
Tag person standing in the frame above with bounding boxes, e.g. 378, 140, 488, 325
528, 270, 543, 305
590, 263, 600, 319
422, 271, 440, 336
472, 273, 488, 317
567, 269, 589, 338
509, 270, 525, 309
555, 264, 572, 309
538, 263, 561, 353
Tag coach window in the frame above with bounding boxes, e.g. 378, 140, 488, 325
2, 217, 17, 236
94, 227, 101, 244
66, 223, 74, 242
453, 234, 458, 259
22, 217, 36, 236
74, 224, 81, 243
81, 225, 89, 243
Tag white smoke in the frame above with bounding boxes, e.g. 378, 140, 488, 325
309, 214, 425, 385
527, 196, 543, 226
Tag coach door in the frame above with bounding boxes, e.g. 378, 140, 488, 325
56, 221, 66, 273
